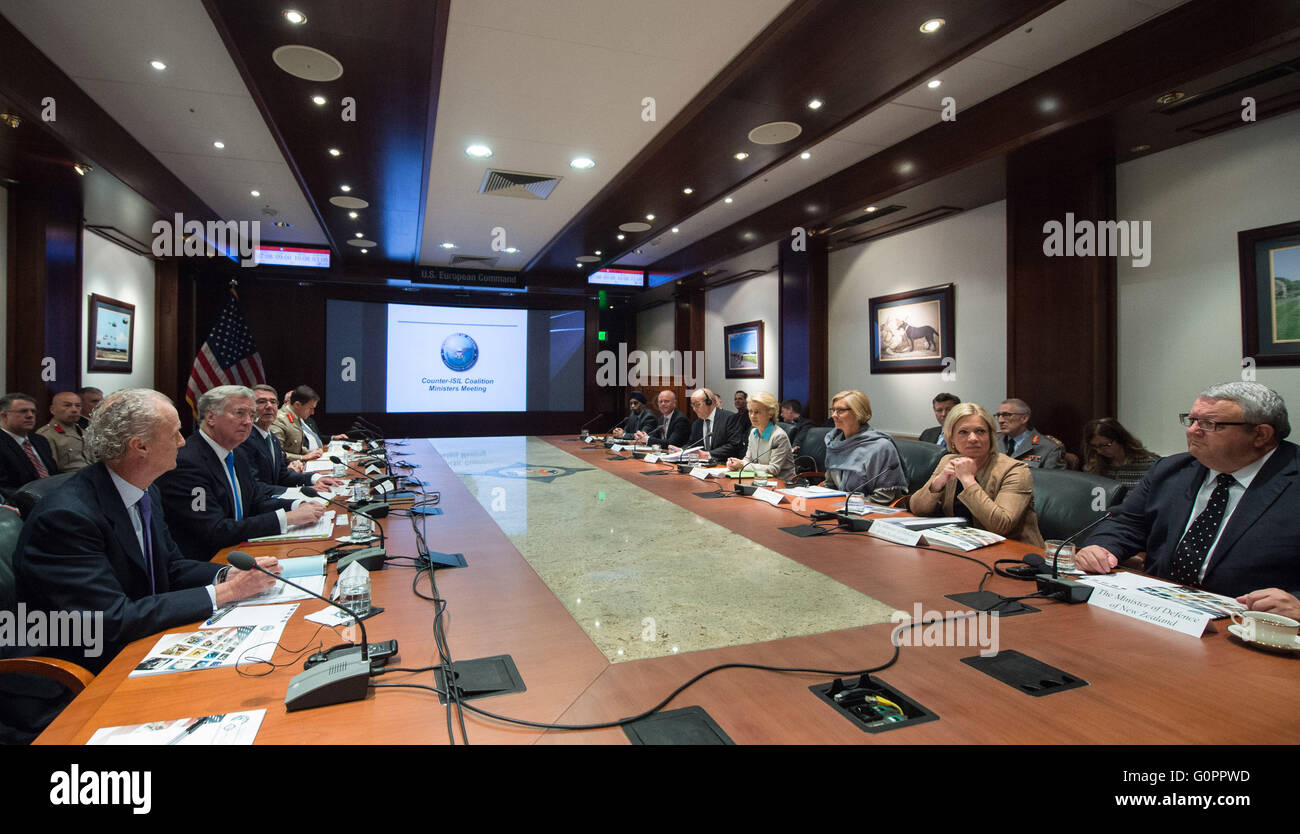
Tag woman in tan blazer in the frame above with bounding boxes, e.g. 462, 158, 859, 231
909, 402, 1044, 547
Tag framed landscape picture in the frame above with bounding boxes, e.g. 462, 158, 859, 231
868, 283, 955, 374
723, 320, 764, 378
88, 293, 135, 373
1239, 220, 1300, 366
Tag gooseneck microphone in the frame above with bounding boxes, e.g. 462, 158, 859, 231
579, 412, 605, 437
302, 485, 387, 548
1034, 511, 1114, 603
226, 551, 373, 711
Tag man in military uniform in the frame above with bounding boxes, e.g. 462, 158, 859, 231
36, 391, 91, 472
995, 398, 1065, 468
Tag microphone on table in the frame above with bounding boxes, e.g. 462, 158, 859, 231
672, 438, 707, 473
733, 454, 760, 495
227, 551, 374, 711
578, 412, 605, 438
809, 464, 899, 527
1034, 511, 1113, 603
302, 485, 387, 552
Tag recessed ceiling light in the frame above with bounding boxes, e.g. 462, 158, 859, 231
340, 185, 352, 192
800, 152, 811, 160
348, 211, 358, 219
808, 99, 823, 110
150, 60, 167, 71
865, 206, 877, 212
440, 242, 456, 249
73, 163, 91, 176
284, 9, 307, 24
505, 247, 518, 254
1039, 97, 1059, 113
570, 156, 595, 169
671, 227, 679, 234
1130, 144, 1151, 153
360, 248, 368, 253
594, 250, 602, 255
465, 144, 492, 158
683, 187, 693, 194
927, 79, 942, 89
920, 18, 945, 34
328, 148, 341, 157
355, 232, 364, 238
646, 214, 655, 221
734, 152, 749, 160
312, 95, 327, 106
213, 141, 225, 149
616, 234, 625, 240
251, 190, 261, 197
724, 197, 734, 204
1156, 91, 1185, 106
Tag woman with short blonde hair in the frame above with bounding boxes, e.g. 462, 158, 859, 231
822, 389, 907, 499
727, 391, 795, 480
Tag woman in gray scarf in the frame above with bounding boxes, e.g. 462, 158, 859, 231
824, 389, 908, 501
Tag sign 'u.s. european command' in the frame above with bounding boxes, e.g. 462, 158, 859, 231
411, 266, 521, 287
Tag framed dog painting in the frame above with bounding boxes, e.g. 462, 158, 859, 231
868, 284, 954, 374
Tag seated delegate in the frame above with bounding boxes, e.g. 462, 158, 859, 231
1081, 417, 1160, 487
823, 389, 907, 501
909, 402, 1045, 547
727, 392, 795, 480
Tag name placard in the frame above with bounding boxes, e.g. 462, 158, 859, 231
689, 466, 710, 480
866, 521, 923, 546
611, 444, 624, 452
643, 454, 660, 463
1085, 586, 1212, 637
752, 487, 784, 506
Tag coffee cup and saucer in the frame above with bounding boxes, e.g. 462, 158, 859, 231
1227, 610, 1300, 653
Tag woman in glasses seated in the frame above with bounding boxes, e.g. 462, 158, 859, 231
822, 389, 908, 502
910, 402, 1044, 546
1081, 417, 1160, 487
726, 392, 795, 481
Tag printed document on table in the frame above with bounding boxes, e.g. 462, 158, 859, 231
88, 709, 266, 745
233, 574, 326, 606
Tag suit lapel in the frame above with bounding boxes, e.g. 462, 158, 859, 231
198, 438, 238, 516
90, 466, 152, 582
1203, 447, 1296, 581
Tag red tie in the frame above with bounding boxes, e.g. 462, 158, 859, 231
22, 439, 50, 478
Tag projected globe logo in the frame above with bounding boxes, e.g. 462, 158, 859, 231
440, 332, 479, 372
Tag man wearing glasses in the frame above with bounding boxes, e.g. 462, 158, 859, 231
994, 398, 1065, 468
1075, 382, 1300, 620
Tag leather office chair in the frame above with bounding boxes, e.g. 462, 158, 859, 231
0, 506, 94, 742
11, 472, 75, 519
798, 427, 832, 474
892, 436, 947, 494
1029, 468, 1127, 541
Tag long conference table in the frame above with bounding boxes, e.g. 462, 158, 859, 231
36, 435, 1299, 745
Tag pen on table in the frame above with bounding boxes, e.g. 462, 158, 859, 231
166, 715, 212, 745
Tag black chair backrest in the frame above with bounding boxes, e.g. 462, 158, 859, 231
12, 472, 76, 519
1029, 468, 1128, 541
0, 508, 23, 612
892, 436, 947, 493
798, 427, 832, 473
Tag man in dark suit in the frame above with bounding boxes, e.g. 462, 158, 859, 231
239, 384, 346, 492
678, 389, 746, 463
919, 393, 960, 447
1077, 382, 1300, 620
2, 389, 280, 741
635, 389, 689, 448
158, 385, 325, 562
0, 392, 60, 499
609, 390, 653, 439
780, 399, 815, 452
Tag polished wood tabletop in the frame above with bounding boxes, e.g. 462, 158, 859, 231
37, 436, 1300, 745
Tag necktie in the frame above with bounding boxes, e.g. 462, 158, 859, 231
1004, 436, 1014, 455
224, 452, 244, 521
22, 439, 50, 478
704, 418, 712, 450
137, 492, 157, 595
1169, 473, 1237, 585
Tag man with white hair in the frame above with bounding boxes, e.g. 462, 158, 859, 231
3, 389, 282, 741
1076, 382, 1300, 620
158, 385, 325, 562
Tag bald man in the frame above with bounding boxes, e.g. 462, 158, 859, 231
36, 391, 91, 472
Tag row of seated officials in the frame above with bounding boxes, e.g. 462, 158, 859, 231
607, 382, 1300, 621
0, 382, 351, 743
2, 380, 1298, 742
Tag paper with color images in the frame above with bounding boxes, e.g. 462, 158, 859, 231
129, 619, 288, 676
87, 709, 266, 745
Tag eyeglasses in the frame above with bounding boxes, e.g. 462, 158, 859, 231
1179, 414, 1250, 432
993, 412, 1027, 419
1089, 441, 1115, 450
831, 407, 853, 415
225, 408, 256, 420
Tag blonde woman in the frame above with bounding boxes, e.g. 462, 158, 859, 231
727, 392, 795, 480
823, 389, 908, 501
910, 402, 1044, 546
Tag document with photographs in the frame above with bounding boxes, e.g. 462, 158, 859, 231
1078, 571, 1247, 619
128, 620, 289, 677
918, 524, 1006, 551
233, 573, 326, 606
87, 710, 266, 745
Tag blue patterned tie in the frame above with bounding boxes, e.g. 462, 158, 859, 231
1169, 473, 1236, 585
137, 492, 157, 595
224, 452, 244, 521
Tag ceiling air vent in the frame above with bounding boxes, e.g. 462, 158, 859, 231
450, 254, 500, 268
478, 168, 562, 200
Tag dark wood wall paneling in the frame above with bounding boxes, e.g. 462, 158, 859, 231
1006, 123, 1117, 458
778, 233, 827, 418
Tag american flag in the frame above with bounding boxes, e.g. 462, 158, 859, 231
185, 291, 266, 416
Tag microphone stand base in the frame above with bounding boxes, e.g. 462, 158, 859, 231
285, 654, 371, 711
